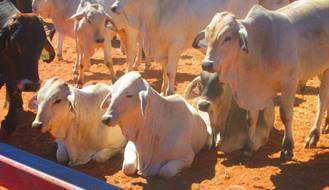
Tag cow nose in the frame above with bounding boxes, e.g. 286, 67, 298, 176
198, 100, 210, 112
24, 82, 41, 92
95, 38, 104, 43
111, 5, 118, 13
32, 121, 43, 129
102, 115, 112, 126
202, 60, 214, 72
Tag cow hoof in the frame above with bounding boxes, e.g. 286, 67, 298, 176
322, 124, 329, 134
240, 150, 252, 163
57, 54, 63, 61
280, 150, 293, 161
305, 129, 319, 149
1, 119, 16, 135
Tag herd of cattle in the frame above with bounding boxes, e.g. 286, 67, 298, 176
1, 0, 329, 179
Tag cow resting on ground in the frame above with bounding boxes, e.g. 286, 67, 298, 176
0, 0, 55, 134
101, 72, 212, 179
185, 71, 274, 153
32, 77, 126, 166
193, 0, 329, 161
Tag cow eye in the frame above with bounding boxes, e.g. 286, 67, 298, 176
224, 36, 232, 42
126, 94, 133, 98
54, 99, 61, 104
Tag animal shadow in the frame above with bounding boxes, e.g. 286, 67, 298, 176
132, 149, 217, 190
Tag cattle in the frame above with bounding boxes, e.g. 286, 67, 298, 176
32, 77, 126, 166
192, 0, 329, 161
10, 0, 32, 13
32, 0, 142, 84
0, 0, 55, 134
101, 72, 212, 179
110, 0, 294, 96
69, 1, 119, 87
185, 71, 274, 153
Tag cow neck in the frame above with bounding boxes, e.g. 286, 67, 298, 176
133, 88, 164, 175
65, 86, 99, 149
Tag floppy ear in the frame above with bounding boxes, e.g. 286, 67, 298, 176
100, 91, 112, 109
184, 76, 203, 100
104, 12, 118, 32
238, 24, 249, 53
192, 30, 206, 49
138, 87, 150, 117
69, 10, 86, 21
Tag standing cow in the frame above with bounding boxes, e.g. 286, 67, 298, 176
101, 72, 212, 179
0, 0, 55, 134
32, 77, 126, 166
110, 0, 293, 96
185, 71, 274, 153
193, 0, 329, 161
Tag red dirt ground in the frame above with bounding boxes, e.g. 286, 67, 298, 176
1, 34, 329, 190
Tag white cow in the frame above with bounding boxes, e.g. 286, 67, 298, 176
32, 0, 141, 85
110, 0, 293, 95
193, 0, 329, 161
101, 72, 212, 179
32, 77, 126, 166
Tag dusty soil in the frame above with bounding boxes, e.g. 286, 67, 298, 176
1, 33, 329, 190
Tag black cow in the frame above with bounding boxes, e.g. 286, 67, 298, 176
0, 0, 55, 134
10, 0, 32, 13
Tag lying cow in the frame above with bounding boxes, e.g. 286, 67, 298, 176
185, 71, 274, 153
0, 0, 55, 134
193, 0, 329, 161
32, 77, 126, 166
101, 72, 212, 179
70, 1, 119, 87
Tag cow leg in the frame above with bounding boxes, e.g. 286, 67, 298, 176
306, 70, 329, 147
4, 84, 23, 111
122, 141, 138, 176
280, 80, 298, 161
1, 84, 20, 134
166, 44, 184, 95
160, 59, 169, 95
73, 37, 81, 76
93, 147, 121, 163
104, 33, 117, 83
159, 150, 194, 179
76, 45, 93, 88
240, 110, 259, 163
322, 107, 329, 134
57, 33, 64, 60
125, 29, 138, 72
56, 140, 69, 164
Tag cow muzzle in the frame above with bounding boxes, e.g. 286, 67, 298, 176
198, 100, 210, 112
32, 121, 43, 129
102, 114, 115, 126
17, 79, 40, 92
202, 60, 214, 73
111, 4, 121, 14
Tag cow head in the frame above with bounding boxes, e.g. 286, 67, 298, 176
111, 0, 129, 14
70, 3, 118, 44
101, 72, 149, 136
192, 12, 248, 74
32, 77, 76, 139
0, 13, 55, 91
31, 0, 52, 18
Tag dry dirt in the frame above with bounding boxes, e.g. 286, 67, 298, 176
1, 34, 329, 190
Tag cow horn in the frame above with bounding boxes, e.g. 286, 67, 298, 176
238, 23, 249, 53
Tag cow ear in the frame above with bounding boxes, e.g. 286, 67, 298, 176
184, 76, 203, 100
67, 93, 77, 114
192, 30, 207, 49
100, 91, 112, 109
238, 24, 249, 53
138, 88, 150, 117
69, 11, 86, 21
